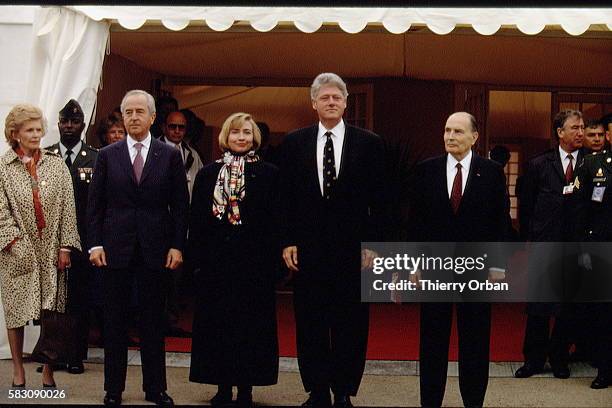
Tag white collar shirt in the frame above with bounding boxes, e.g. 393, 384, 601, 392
127, 133, 152, 165
446, 150, 473, 198
59, 140, 82, 164
558, 145, 579, 174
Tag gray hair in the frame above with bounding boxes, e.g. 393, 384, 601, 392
120, 90, 156, 115
310, 73, 348, 100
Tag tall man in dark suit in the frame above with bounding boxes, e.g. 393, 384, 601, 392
45, 99, 98, 374
408, 112, 507, 408
280, 73, 386, 408
515, 109, 584, 380
88, 90, 189, 407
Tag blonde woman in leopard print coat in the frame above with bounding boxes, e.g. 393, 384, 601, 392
0, 104, 80, 388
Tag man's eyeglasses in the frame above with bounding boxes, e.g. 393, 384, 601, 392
167, 124, 186, 131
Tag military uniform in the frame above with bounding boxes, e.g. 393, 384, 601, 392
46, 140, 98, 364
573, 150, 612, 387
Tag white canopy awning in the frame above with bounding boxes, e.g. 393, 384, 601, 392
70, 6, 612, 36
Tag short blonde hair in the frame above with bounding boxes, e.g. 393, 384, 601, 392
218, 112, 262, 152
4, 104, 47, 148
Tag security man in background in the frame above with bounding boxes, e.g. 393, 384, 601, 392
573, 115, 612, 389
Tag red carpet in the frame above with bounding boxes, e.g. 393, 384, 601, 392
160, 295, 527, 362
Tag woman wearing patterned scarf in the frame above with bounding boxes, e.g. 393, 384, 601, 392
188, 112, 280, 408
0, 104, 80, 388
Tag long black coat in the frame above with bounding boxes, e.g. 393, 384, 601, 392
188, 160, 279, 386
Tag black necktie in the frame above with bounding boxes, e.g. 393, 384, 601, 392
65, 149, 73, 168
323, 131, 336, 199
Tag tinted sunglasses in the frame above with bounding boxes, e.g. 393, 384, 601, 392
167, 123, 186, 130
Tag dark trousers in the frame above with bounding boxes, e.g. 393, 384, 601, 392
103, 248, 167, 394
420, 303, 491, 408
522, 314, 571, 367
66, 252, 92, 363
592, 303, 612, 377
293, 276, 369, 397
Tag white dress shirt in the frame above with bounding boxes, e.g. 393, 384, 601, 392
127, 132, 152, 165
446, 150, 473, 198
59, 140, 82, 164
316, 120, 345, 195
558, 145, 579, 174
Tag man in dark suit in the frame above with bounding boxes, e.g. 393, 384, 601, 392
88, 90, 189, 407
280, 73, 386, 408
45, 99, 98, 374
408, 112, 507, 408
515, 109, 585, 380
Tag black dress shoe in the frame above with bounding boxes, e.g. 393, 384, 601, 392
67, 362, 85, 374
104, 392, 122, 407
333, 394, 354, 408
237, 393, 254, 408
210, 390, 232, 407
145, 391, 174, 407
552, 364, 570, 379
590, 375, 610, 389
514, 362, 544, 378
302, 392, 332, 408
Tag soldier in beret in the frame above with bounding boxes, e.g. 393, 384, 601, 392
45, 99, 98, 374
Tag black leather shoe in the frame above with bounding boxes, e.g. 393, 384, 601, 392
333, 394, 354, 408
145, 391, 174, 407
514, 362, 544, 378
103, 392, 122, 407
590, 375, 610, 389
552, 364, 570, 379
302, 392, 332, 408
237, 392, 254, 408
210, 390, 232, 407
67, 362, 85, 374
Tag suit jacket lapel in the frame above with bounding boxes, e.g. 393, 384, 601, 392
118, 139, 137, 185
551, 150, 565, 183
183, 142, 194, 172
460, 154, 482, 212
139, 138, 160, 185
432, 154, 453, 214
337, 125, 352, 181
306, 126, 322, 198
72, 143, 91, 169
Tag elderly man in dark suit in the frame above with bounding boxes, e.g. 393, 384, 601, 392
87, 89, 189, 407
408, 112, 507, 408
515, 109, 585, 380
280, 73, 386, 408
45, 99, 98, 375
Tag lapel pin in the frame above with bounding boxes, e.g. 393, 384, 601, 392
81, 151, 86, 156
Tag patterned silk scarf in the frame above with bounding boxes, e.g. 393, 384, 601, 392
212, 150, 259, 225
14, 147, 46, 237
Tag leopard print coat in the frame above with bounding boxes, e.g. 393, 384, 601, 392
0, 148, 81, 328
